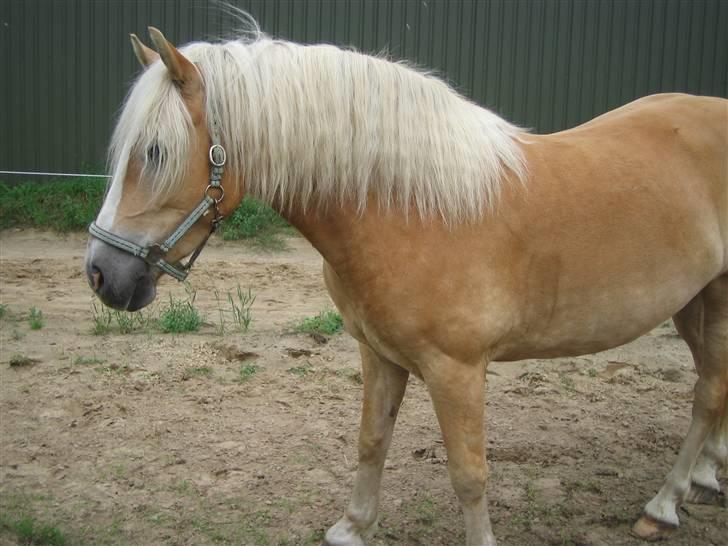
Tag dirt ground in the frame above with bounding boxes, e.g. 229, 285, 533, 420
0, 230, 725, 546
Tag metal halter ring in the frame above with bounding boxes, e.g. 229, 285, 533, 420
209, 144, 226, 167
205, 184, 225, 203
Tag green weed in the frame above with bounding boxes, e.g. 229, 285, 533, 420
73, 355, 104, 366
237, 363, 261, 383
0, 513, 68, 546
182, 366, 213, 380
0, 303, 7, 319
158, 286, 201, 333
295, 310, 343, 336
214, 285, 255, 334
28, 307, 44, 330
9, 354, 35, 367
287, 361, 313, 378
90, 300, 112, 334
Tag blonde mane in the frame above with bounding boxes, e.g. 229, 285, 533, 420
110, 34, 527, 222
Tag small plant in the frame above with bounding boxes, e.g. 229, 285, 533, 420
295, 310, 343, 336
158, 285, 201, 333
28, 307, 44, 330
214, 285, 256, 334
287, 361, 313, 378
560, 374, 576, 392
237, 363, 261, 383
9, 355, 35, 367
0, 303, 7, 319
0, 513, 68, 546
90, 300, 113, 335
73, 355, 104, 366
182, 366, 213, 380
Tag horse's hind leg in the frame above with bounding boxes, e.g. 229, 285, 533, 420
423, 356, 494, 546
633, 276, 728, 540
676, 294, 728, 506
325, 343, 409, 546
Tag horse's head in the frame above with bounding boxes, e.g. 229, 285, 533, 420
85, 29, 239, 311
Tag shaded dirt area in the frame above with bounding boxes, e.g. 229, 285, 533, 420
0, 230, 726, 545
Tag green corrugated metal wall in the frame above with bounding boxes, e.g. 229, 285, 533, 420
1, 0, 726, 175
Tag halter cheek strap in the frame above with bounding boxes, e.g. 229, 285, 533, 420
88, 141, 227, 282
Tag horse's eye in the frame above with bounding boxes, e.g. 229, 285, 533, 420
146, 144, 161, 165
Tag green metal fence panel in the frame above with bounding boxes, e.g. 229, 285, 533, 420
1, 0, 726, 176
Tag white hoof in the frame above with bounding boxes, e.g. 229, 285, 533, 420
324, 516, 376, 546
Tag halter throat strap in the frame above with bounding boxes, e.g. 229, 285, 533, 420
88, 140, 227, 282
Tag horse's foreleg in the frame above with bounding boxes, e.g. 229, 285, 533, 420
633, 275, 728, 540
424, 357, 494, 546
325, 343, 409, 546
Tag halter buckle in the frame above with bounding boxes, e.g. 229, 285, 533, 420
209, 144, 226, 167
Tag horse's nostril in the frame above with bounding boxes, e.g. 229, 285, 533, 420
91, 267, 103, 292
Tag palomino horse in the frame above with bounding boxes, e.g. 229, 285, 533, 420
85, 27, 727, 545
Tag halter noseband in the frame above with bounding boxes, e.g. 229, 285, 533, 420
88, 139, 227, 282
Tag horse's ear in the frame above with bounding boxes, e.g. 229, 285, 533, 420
130, 33, 159, 68
147, 27, 201, 95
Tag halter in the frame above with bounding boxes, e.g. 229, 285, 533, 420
88, 138, 227, 282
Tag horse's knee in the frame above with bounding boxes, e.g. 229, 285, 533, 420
358, 433, 387, 465
449, 460, 488, 505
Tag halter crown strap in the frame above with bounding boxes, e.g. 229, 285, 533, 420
89, 137, 227, 282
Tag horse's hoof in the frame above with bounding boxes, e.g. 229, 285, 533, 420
685, 482, 726, 507
631, 514, 678, 541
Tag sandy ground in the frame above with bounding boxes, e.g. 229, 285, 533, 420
0, 230, 725, 545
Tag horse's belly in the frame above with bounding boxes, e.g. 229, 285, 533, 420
493, 258, 716, 362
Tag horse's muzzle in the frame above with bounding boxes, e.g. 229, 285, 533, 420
85, 238, 157, 311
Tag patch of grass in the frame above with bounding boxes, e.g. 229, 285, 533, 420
587, 367, 598, 377
90, 300, 156, 335
73, 355, 104, 366
237, 363, 261, 383
0, 513, 68, 546
28, 307, 44, 330
0, 178, 106, 232
214, 285, 255, 334
158, 286, 201, 333
410, 496, 438, 525
182, 366, 213, 380
0, 303, 7, 319
220, 196, 290, 250
295, 310, 343, 336
287, 361, 313, 378
559, 374, 576, 392
335, 367, 363, 384
9, 354, 35, 367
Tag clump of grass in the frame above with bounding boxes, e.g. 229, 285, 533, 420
237, 363, 261, 383
220, 196, 290, 250
73, 355, 104, 366
0, 178, 106, 232
90, 300, 155, 335
9, 355, 35, 367
182, 366, 213, 380
214, 285, 255, 334
158, 286, 202, 333
0, 303, 7, 319
287, 361, 313, 378
295, 310, 343, 336
0, 512, 68, 546
28, 307, 44, 330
